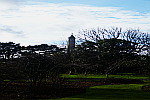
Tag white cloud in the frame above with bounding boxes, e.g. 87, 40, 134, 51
0, 0, 25, 12
0, 1, 150, 46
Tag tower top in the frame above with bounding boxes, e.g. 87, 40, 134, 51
69, 33, 75, 38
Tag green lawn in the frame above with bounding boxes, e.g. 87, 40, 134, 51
62, 74, 148, 80
62, 84, 150, 100
34, 84, 150, 100
21, 74, 150, 100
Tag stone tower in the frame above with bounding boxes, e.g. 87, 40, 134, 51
67, 33, 75, 52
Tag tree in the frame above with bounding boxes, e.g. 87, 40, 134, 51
18, 53, 60, 87
67, 41, 98, 74
75, 27, 150, 76
0, 59, 25, 93
0, 49, 69, 99
70, 38, 137, 74
0, 42, 21, 60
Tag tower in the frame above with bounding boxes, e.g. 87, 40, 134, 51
67, 33, 75, 52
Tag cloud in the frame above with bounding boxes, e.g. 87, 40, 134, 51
0, 25, 26, 44
0, 0, 26, 12
0, 1, 150, 46
0, 25, 23, 35
0, 0, 25, 4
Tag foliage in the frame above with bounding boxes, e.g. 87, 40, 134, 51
0, 60, 24, 81
70, 38, 138, 74
18, 53, 66, 87
74, 27, 150, 75
0, 53, 65, 96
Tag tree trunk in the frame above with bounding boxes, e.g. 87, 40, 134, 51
106, 72, 109, 78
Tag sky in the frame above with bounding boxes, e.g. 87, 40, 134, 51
0, 0, 150, 46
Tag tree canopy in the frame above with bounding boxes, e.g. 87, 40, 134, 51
72, 27, 150, 74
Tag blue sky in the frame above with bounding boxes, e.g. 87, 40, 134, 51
0, 0, 150, 46
41, 0, 150, 12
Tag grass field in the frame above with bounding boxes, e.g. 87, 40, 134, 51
34, 84, 149, 100
61, 84, 150, 100
62, 74, 148, 80
21, 74, 150, 100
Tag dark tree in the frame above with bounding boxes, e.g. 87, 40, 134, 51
0, 59, 24, 93
75, 27, 150, 76
18, 53, 63, 87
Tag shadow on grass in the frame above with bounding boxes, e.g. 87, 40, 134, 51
67, 85, 150, 100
